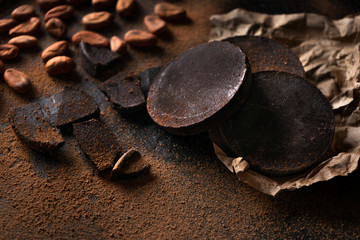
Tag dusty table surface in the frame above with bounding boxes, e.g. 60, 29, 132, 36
1, 0, 360, 239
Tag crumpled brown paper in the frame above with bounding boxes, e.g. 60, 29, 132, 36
209, 9, 360, 196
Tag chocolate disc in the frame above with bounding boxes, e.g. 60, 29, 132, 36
224, 36, 305, 77
210, 71, 334, 175
147, 41, 251, 136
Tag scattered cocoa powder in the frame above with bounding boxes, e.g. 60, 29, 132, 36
1, 1, 359, 240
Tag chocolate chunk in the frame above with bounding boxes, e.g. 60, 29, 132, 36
55, 87, 99, 127
138, 66, 162, 97
79, 41, 121, 77
73, 119, 120, 172
100, 73, 146, 113
210, 71, 335, 176
224, 36, 305, 77
11, 102, 65, 153
110, 149, 150, 181
147, 41, 251, 136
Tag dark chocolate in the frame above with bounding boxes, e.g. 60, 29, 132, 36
210, 71, 335, 176
11, 102, 65, 153
55, 87, 99, 127
73, 119, 120, 172
138, 66, 162, 97
224, 36, 305, 77
100, 73, 146, 113
147, 41, 252, 136
110, 148, 150, 180
79, 41, 121, 78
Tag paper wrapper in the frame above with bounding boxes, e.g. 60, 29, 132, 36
209, 9, 360, 196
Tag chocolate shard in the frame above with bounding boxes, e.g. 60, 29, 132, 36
138, 66, 162, 97
100, 73, 146, 113
147, 41, 252, 136
79, 41, 121, 78
73, 119, 120, 172
110, 148, 150, 181
55, 87, 100, 127
223, 36, 305, 77
11, 102, 65, 153
210, 71, 335, 176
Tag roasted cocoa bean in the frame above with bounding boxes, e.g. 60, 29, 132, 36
4, 68, 31, 93
72, 30, 109, 47
124, 30, 157, 47
41, 40, 68, 62
9, 17, 41, 37
45, 56, 75, 75
110, 36, 127, 54
44, 5, 74, 22
8, 35, 38, 48
92, 0, 115, 9
11, 4, 36, 22
0, 44, 20, 60
37, 0, 65, 10
0, 19, 17, 33
116, 0, 135, 16
45, 18, 67, 39
82, 11, 113, 30
144, 15, 167, 35
154, 3, 186, 21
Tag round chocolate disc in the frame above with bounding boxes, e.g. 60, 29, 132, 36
210, 71, 334, 175
147, 41, 251, 136
224, 36, 305, 77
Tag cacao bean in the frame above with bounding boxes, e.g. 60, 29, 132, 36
44, 5, 74, 22
0, 44, 20, 60
82, 11, 113, 30
41, 40, 68, 62
4, 68, 31, 93
45, 56, 75, 75
124, 30, 157, 47
11, 4, 36, 22
110, 36, 127, 54
72, 30, 109, 47
45, 18, 67, 39
144, 15, 167, 35
8, 35, 38, 48
154, 3, 186, 21
9, 17, 41, 37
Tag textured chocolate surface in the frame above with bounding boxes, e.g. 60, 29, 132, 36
210, 71, 334, 175
224, 36, 305, 77
101, 73, 146, 113
55, 87, 99, 127
11, 102, 64, 153
147, 41, 251, 136
73, 119, 120, 172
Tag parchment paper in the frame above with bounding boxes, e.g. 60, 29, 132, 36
209, 9, 360, 196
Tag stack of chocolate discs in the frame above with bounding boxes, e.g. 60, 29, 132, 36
147, 36, 335, 176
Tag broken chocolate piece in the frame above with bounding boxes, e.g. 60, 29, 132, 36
210, 71, 335, 176
55, 87, 99, 127
224, 36, 305, 77
11, 102, 65, 153
79, 41, 121, 77
73, 119, 120, 172
110, 148, 150, 180
100, 73, 146, 113
147, 41, 251, 136
138, 66, 162, 97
